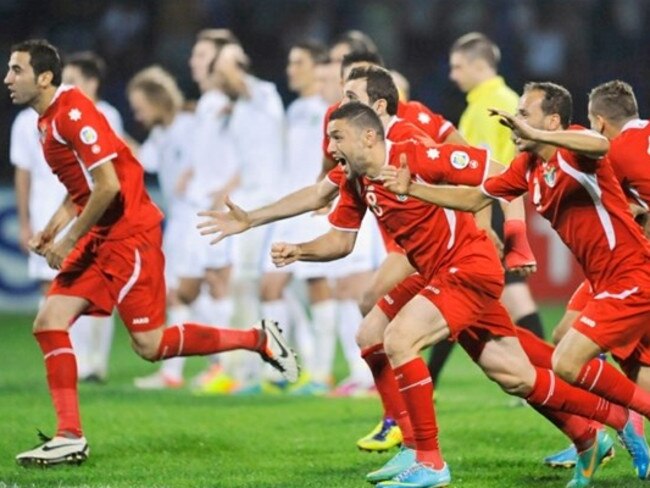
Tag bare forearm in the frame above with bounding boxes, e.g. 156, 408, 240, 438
296, 230, 355, 262
501, 195, 526, 221
533, 129, 609, 158
248, 183, 335, 227
408, 182, 493, 213
63, 186, 119, 243
14, 168, 31, 228
42, 195, 76, 238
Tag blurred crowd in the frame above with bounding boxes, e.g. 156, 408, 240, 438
2, 0, 649, 182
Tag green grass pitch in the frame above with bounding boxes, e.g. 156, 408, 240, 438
0, 307, 646, 487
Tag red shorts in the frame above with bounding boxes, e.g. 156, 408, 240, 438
567, 279, 592, 312
377, 265, 515, 361
49, 225, 166, 332
572, 274, 650, 363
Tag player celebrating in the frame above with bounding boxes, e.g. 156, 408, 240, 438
272, 101, 650, 488
6, 39, 298, 467
542, 80, 650, 475
428, 31, 545, 390
381, 82, 650, 486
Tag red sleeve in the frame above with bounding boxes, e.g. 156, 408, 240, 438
326, 165, 344, 186
408, 142, 490, 186
406, 101, 455, 143
55, 93, 118, 171
482, 153, 530, 202
328, 179, 367, 231
322, 104, 337, 164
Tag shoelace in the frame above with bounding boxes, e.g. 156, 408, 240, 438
374, 419, 397, 440
394, 463, 422, 481
620, 429, 645, 461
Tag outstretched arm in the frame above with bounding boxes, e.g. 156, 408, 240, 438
271, 228, 356, 268
198, 178, 338, 244
382, 154, 494, 212
488, 108, 609, 159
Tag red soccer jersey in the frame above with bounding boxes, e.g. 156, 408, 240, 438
38, 86, 162, 240
482, 126, 650, 291
329, 139, 493, 279
608, 119, 650, 210
322, 100, 456, 165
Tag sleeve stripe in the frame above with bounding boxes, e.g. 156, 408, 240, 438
480, 182, 510, 204
325, 175, 339, 187
87, 153, 117, 171
438, 121, 453, 138
329, 223, 360, 232
481, 148, 492, 183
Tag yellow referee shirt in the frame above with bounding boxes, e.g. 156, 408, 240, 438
459, 76, 519, 165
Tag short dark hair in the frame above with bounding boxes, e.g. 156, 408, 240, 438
196, 28, 240, 46
329, 101, 385, 140
450, 32, 501, 70
347, 66, 398, 116
64, 51, 106, 85
292, 39, 329, 65
589, 80, 638, 123
332, 30, 378, 55
524, 82, 573, 128
11, 39, 62, 86
341, 51, 384, 78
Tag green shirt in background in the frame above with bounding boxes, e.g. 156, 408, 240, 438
459, 76, 519, 166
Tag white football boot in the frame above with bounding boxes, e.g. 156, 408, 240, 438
255, 319, 300, 383
16, 431, 89, 467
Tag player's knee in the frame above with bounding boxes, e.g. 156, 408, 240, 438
130, 334, 161, 362
33, 309, 66, 333
356, 320, 378, 349
359, 289, 378, 317
487, 369, 531, 396
551, 351, 580, 384
383, 320, 411, 361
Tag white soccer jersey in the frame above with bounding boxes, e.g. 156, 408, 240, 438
139, 112, 195, 218
229, 75, 284, 208
284, 94, 328, 193
97, 100, 125, 137
185, 90, 240, 209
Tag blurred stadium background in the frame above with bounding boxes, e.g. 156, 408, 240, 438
1, 0, 648, 310
1, 2, 649, 487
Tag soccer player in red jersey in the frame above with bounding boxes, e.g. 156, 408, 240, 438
270, 101, 642, 488
382, 82, 650, 485
543, 81, 650, 474
5, 39, 298, 467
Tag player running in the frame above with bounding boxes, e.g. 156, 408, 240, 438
6, 39, 298, 467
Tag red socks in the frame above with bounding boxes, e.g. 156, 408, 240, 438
532, 406, 597, 452
361, 344, 415, 447
156, 323, 264, 360
34, 330, 83, 438
577, 358, 650, 419
394, 358, 444, 469
527, 367, 628, 430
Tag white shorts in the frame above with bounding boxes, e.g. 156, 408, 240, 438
28, 253, 58, 282
328, 214, 385, 278
175, 210, 233, 279
262, 213, 335, 279
231, 225, 269, 281
162, 214, 187, 289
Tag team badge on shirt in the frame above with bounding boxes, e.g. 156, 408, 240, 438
79, 126, 98, 145
68, 108, 82, 121
418, 112, 431, 124
450, 151, 470, 170
543, 164, 557, 188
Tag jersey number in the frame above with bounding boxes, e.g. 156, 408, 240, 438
365, 189, 383, 217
